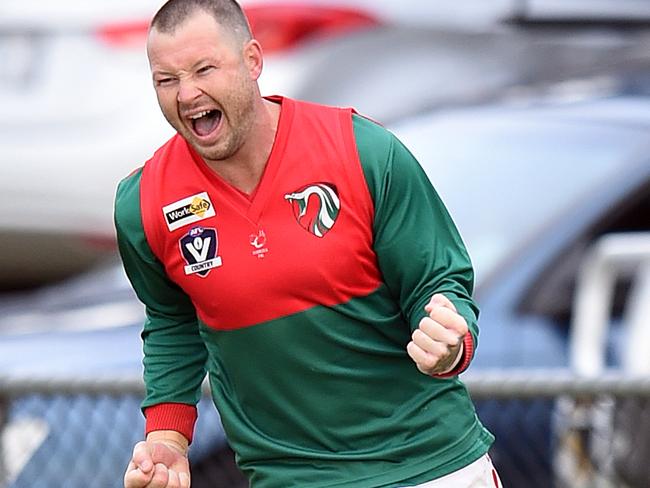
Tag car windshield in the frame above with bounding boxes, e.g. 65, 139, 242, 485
392, 99, 650, 283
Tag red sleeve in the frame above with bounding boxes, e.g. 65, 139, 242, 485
144, 403, 198, 443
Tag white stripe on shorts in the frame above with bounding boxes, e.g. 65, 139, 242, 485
402, 454, 502, 488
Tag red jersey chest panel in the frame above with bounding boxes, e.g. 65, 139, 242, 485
140, 97, 381, 330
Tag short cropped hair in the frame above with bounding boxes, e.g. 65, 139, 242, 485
151, 0, 252, 43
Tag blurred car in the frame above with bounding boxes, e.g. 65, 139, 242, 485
391, 89, 650, 369
0, 0, 173, 289
5, 0, 650, 289
243, 0, 650, 29
391, 88, 650, 486
0, 0, 383, 289
0, 259, 245, 488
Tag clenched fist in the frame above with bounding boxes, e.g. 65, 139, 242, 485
124, 433, 190, 488
406, 293, 468, 375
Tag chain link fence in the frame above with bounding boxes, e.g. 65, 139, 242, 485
1, 371, 649, 488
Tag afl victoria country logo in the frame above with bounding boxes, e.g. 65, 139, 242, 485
284, 183, 340, 238
179, 226, 222, 277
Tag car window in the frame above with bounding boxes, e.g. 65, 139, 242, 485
393, 106, 650, 283
522, 173, 650, 323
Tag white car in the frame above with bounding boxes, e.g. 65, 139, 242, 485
0, 0, 172, 287
0, 0, 393, 288
3, 0, 650, 288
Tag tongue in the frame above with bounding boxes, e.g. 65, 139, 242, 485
194, 111, 221, 136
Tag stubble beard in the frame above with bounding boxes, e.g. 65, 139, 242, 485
176, 87, 257, 164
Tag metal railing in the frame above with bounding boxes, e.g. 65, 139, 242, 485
1, 371, 649, 488
570, 232, 650, 377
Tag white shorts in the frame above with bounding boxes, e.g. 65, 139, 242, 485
403, 454, 502, 488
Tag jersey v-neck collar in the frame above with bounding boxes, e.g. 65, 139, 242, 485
186, 95, 294, 225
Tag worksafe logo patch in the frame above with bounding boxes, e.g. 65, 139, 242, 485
284, 183, 340, 238
163, 192, 216, 231
179, 226, 222, 277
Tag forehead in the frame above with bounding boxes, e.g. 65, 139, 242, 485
147, 11, 236, 66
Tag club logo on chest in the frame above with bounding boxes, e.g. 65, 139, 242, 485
180, 226, 222, 277
284, 183, 340, 238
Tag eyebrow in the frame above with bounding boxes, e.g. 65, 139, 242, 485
191, 57, 219, 70
152, 69, 175, 77
151, 57, 219, 78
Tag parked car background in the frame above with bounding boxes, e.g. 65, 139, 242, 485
2, 1, 650, 487
4, 0, 650, 289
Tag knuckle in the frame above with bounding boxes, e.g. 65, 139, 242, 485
418, 316, 431, 329
151, 464, 168, 487
444, 330, 460, 346
453, 314, 468, 332
406, 341, 416, 355
420, 318, 439, 335
421, 355, 438, 370
413, 329, 431, 347
435, 343, 449, 357
132, 441, 146, 456
406, 342, 420, 362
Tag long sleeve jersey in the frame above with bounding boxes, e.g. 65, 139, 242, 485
114, 97, 493, 488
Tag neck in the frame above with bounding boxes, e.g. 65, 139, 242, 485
204, 98, 280, 195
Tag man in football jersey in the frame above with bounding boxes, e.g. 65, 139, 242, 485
118, 1, 501, 487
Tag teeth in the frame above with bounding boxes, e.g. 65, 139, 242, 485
190, 110, 211, 120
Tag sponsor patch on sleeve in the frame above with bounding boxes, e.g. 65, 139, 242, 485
162, 192, 216, 231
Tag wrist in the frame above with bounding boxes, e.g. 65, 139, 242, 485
433, 332, 474, 378
146, 430, 189, 456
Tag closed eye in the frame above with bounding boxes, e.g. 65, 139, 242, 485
155, 77, 177, 87
197, 65, 216, 75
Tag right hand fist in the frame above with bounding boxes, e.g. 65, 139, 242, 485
124, 440, 190, 488
406, 293, 467, 376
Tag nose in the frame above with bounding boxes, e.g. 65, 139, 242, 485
177, 79, 202, 104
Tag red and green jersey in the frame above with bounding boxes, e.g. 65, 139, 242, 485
114, 97, 493, 488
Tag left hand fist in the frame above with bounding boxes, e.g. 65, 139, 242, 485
406, 293, 468, 375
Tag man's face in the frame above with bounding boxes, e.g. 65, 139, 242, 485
147, 11, 258, 162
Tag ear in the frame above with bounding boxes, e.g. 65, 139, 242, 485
243, 39, 263, 81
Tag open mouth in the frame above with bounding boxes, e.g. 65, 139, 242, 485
189, 109, 222, 137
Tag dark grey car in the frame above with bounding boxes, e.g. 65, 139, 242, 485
392, 89, 650, 487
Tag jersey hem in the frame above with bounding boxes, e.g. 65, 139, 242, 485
247, 421, 494, 488
317, 426, 493, 488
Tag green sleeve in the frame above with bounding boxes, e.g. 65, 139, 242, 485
114, 168, 208, 409
353, 114, 480, 351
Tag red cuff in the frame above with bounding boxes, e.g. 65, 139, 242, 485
144, 403, 198, 443
433, 332, 474, 378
